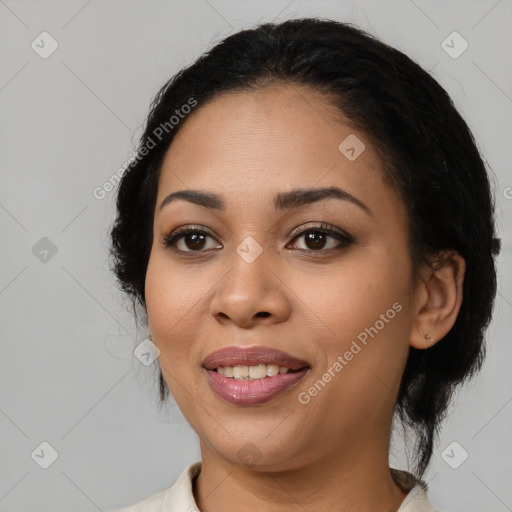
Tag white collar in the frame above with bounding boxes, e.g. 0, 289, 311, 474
113, 462, 438, 511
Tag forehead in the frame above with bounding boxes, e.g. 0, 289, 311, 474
156, 84, 403, 221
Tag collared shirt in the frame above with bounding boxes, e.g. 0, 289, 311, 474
110, 462, 438, 512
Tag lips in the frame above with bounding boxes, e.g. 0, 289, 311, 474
202, 346, 311, 406
202, 346, 310, 371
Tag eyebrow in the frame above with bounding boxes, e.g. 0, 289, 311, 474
159, 186, 371, 215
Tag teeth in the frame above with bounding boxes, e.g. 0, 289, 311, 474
266, 364, 279, 377
232, 366, 249, 379
217, 364, 294, 380
249, 364, 267, 379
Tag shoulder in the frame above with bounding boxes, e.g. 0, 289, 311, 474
107, 461, 201, 512
108, 487, 168, 512
110, 463, 443, 512
391, 468, 439, 512
398, 484, 439, 512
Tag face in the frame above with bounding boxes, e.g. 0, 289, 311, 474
145, 84, 417, 471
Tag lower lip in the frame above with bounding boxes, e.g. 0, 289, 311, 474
205, 368, 309, 406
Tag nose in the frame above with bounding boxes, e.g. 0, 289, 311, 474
209, 246, 291, 328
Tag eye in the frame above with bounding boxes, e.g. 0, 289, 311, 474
162, 222, 354, 255
287, 223, 354, 252
163, 226, 220, 253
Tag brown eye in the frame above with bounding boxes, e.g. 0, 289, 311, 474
163, 228, 220, 252
181, 232, 207, 250
163, 223, 353, 256
303, 231, 328, 250
288, 224, 354, 252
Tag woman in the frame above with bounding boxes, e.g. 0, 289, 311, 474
109, 17, 500, 511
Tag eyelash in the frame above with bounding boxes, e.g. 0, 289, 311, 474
162, 223, 354, 256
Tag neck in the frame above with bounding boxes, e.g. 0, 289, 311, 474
194, 441, 408, 512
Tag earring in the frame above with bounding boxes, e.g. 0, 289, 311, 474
425, 333, 434, 344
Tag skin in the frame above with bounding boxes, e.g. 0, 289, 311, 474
144, 83, 465, 512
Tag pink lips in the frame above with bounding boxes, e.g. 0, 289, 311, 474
202, 346, 310, 406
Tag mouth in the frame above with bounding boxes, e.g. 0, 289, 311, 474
214, 364, 303, 380
202, 345, 310, 374
202, 346, 310, 405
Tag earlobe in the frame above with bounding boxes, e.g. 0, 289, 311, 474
410, 250, 466, 349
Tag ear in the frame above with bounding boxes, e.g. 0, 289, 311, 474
410, 250, 466, 349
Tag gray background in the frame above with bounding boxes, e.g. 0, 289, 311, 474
0, 0, 511, 510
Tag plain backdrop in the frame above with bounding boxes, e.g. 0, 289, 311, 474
1, 1, 511, 511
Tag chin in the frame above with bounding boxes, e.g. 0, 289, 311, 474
201, 429, 311, 472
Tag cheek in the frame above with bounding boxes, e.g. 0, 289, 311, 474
300, 244, 413, 369
309, 250, 408, 320
144, 252, 204, 358
144, 253, 210, 409
294, 254, 412, 433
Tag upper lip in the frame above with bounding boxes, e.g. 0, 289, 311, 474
202, 346, 310, 371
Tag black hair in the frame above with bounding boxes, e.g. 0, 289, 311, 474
109, 17, 500, 479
